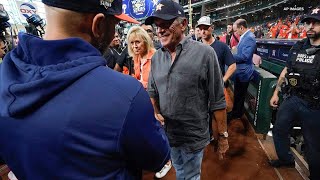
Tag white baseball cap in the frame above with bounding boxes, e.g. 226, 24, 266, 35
196, 16, 212, 27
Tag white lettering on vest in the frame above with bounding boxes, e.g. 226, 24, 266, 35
295, 53, 315, 64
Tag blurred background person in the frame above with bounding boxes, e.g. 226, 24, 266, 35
277, 23, 290, 39
103, 32, 123, 69
127, 26, 155, 89
220, 23, 240, 48
299, 24, 307, 38
254, 26, 264, 38
189, 28, 195, 37
141, 23, 162, 49
191, 27, 202, 41
194, 27, 202, 41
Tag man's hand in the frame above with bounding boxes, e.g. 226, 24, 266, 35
154, 113, 165, 125
270, 94, 279, 108
218, 138, 229, 160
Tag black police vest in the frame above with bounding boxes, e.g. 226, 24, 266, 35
285, 41, 320, 109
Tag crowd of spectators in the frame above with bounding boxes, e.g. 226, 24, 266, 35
216, 14, 307, 39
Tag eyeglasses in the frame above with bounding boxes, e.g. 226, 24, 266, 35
154, 18, 176, 29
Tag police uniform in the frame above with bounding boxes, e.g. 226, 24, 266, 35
273, 38, 320, 180
286, 39, 320, 108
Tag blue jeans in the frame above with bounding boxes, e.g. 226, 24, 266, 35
170, 147, 204, 180
273, 96, 320, 180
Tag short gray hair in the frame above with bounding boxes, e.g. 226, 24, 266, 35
176, 17, 187, 24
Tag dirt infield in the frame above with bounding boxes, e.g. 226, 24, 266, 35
143, 118, 279, 180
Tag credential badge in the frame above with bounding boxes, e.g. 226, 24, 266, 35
289, 78, 297, 86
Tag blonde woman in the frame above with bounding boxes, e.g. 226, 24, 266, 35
127, 26, 155, 89
127, 26, 172, 178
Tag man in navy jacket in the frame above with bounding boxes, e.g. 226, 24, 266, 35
229, 19, 256, 121
0, 0, 170, 179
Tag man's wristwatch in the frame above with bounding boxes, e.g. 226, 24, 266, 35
219, 131, 229, 138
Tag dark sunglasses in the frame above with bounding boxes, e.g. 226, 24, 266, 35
154, 18, 176, 29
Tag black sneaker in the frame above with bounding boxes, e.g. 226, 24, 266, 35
268, 160, 295, 168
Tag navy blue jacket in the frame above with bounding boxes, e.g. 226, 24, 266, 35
0, 33, 170, 179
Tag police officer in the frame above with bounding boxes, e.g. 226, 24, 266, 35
269, 7, 320, 180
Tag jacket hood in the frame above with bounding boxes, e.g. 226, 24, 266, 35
0, 33, 106, 117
